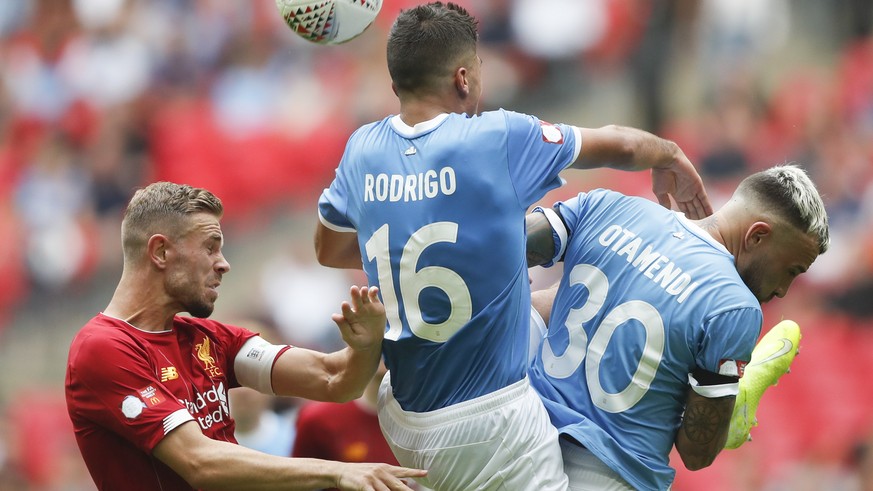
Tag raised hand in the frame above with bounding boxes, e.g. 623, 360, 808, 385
332, 286, 386, 353
651, 148, 713, 220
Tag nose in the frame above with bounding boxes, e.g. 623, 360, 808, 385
216, 254, 231, 274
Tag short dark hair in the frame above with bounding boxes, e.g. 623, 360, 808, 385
736, 165, 830, 254
387, 2, 479, 95
121, 182, 223, 260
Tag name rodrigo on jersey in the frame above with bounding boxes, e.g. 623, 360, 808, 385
364, 166, 456, 203
598, 224, 700, 304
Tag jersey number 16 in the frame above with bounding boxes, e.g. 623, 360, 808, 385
366, 222, 472, 343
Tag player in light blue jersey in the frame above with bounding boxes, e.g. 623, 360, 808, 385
314, 3, 711, 490
526, 165, 830, 491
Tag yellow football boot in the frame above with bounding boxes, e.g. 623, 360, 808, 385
725, 320, 801, 450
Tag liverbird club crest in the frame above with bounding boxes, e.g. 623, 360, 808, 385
195, 336, 223, 378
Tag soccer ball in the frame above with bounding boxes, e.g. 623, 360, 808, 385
276, 0, 382, 45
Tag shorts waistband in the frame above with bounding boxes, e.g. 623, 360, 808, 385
381, 374, 531, 429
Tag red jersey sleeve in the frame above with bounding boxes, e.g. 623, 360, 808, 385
66, 327, 191, 454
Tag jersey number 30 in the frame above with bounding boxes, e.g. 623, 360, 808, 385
542, 264, 665, 413
366, 222, 472, 343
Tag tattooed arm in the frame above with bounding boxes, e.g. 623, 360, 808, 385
674, 375, 735, 470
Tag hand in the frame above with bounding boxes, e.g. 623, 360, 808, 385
651, 147, 713, 220
332, 286, 386, 352
335, 462, 427, 491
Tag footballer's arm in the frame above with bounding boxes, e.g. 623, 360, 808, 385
237, 286, 385, 404
154, 421, 425, 490
315, 223, 362, 269
570, 125, 712, 219
675, 370, 737, 470
526, 207, 566, 326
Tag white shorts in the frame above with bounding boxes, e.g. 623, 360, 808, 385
378, 373, 568, 491
560, 438, 636, 491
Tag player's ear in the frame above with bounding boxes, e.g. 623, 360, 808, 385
454, 66, 469, 97
147, 234, 171, 269
743, 221, 772, 251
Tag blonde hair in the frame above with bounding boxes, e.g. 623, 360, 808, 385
736, 164, 830, 254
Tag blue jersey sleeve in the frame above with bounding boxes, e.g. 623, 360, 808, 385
504, 110, 579, 206
697, 307, 762, 376
553, 191, 595, 237
317, 134, 358, 231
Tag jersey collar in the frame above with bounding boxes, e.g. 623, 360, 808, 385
389, 113, 450, 138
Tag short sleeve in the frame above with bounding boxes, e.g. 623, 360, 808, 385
317, 137, 358, 232
696, 307, 763, 377
554, 192, 590, 237
504, 110, 580, 206
67, 333, 191, 453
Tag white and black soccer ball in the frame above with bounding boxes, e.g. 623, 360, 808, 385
276, 0, 382, 45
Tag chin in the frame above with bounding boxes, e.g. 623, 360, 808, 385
187, 302, 215, 318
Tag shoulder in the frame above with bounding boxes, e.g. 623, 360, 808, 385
557, 188, 639, 224
349, 117, 392, 140
469, 108, 532, 126
174, 316, 249, 337
69, 316, 144, 361
67, 317, 152, 387
174, 316, 258, 357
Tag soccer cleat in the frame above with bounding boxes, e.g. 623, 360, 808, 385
724, 320, 801, 450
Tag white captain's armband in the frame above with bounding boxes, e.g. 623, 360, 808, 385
688, 373, 739, 399
234, 336, 290, 395
533, 206, 568, 267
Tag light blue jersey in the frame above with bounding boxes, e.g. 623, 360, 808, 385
319, 110, 580, 412
529, 189, 763, 491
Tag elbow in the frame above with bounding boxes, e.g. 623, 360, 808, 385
314, 247, 331, 267
328, 384, 365, 404
332, 392, 361, 404
313, 235, 330, 266
322, 372, 367, 404
173, 452, 219, 489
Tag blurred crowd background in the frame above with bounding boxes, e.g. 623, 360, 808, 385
0, 0, 872, 489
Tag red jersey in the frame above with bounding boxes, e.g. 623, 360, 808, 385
293, 398, 399, 466
65, 313, 257, 490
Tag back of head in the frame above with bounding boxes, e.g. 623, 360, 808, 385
734, 165, 830, 254
121, 182, 223, 264
387, 2, 479, 96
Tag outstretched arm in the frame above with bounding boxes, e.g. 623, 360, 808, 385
155, 421, 425, 490
572, 125, 713, 219
271, 286, 385, 403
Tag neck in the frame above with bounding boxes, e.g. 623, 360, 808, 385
398, 92, 469, 127
693, 211, 742, 257
103, 269, 177, 332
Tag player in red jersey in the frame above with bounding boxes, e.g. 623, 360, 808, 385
65, 182, 425, 491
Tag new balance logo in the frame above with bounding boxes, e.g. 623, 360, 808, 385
161, 366, 179, 382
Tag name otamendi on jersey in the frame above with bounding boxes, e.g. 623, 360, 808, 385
598, 223, 700, 304
364, 166, 456, 203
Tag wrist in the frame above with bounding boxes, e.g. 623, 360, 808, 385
652, 140, 680, 169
